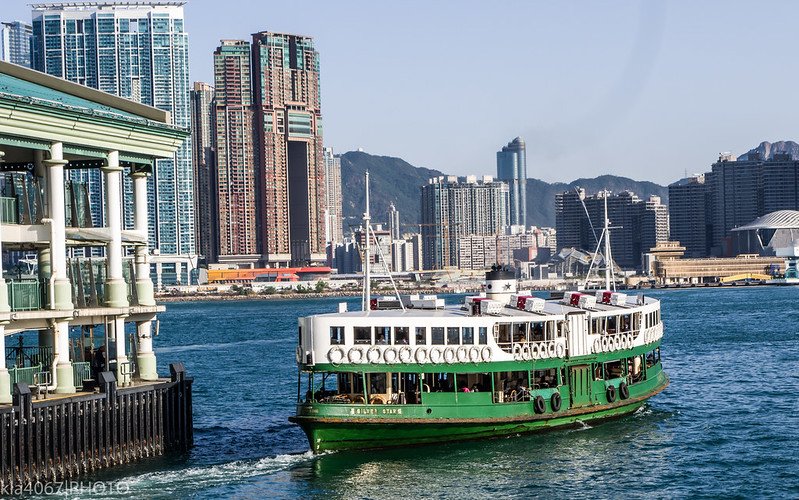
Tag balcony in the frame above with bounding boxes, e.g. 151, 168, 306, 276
6, 279, 46, 311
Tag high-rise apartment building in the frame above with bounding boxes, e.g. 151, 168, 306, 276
323, 147, 344, 245
421, 175, 509, 270
31, 1, 195, 284
0, 21, 32, 67
212, 40, 259, 265
190, 81, 217, 263
668, 174, 712, 258
497, 137, 527, 227
252, 31, 325, 266
555, 189, 668, 270
388, 202, 400, 240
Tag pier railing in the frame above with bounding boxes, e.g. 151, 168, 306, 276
5, 346, 53, 369
0, 363, 193, 489
6, 279, 46, 311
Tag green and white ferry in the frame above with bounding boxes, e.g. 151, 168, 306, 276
290, 182, 668, 452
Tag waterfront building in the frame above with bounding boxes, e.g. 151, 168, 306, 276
421, 175, 509, 270
555, 190, 668, 270
668, 174, 712, 258
31, 1, 196, 285
323, 147, 344, 245
252, 31, 325, 266
213, 40, 259, 267
0, 21, 32, 67
497, 137, 527, 227
190, 81, 217, 264
389, 233, 422, 272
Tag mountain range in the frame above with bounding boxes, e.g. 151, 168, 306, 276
339, 151, 668, 230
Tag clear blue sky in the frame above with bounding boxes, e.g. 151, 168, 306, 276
5, 0, 799, 185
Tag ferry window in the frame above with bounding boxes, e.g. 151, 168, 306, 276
423, 372, 454, 392
621, 315, 631, 332
375, 326, 390, 345
447, 327, 460, 345
591, 317, 600, 335
603, 360, 624, 380
514, 323, 527, 343
545, 321, 556, 341
532, 369, 557, 389
462, 327, 474, 344
394, 327, 409, 345
416, 327, 427, 345
607, 316, 618, 334
431, 327, 445, 345
354, 327, 371, 345
497, 323, 512, 346
330, 326, 345, 345
531, 322, 544, 342
367, 373, 387, 402
479, 327, 488, 344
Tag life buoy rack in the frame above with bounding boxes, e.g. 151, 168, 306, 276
619, 381, 630, 400
367, 347, 381, 364
415, 347, 428, 364
384, 347, 398, 364
456, 346, 469, 363
348, 347, 364, 364
327, 346, 345, 364
606, 385, 617, 403
469, 346, 481, 363
555, 342, 566, 358
480, 346, 492, 362
429, 347, 442, 364
534, 395, 546, 414
550, 392, 562, 412
443, 347, 456, 364
398, 346, 413, 363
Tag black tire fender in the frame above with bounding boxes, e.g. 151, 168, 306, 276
606, 385, 617, 403
550, 392, 562, 412
534, 395, 546, 414
619, 381, 630, 400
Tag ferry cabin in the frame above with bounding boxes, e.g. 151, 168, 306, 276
294, 292, 666, 438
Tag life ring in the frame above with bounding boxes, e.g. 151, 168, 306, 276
415, 347, 428, 364
606, 385, 617, 403
398, 346, 413, 363
601, 336, 609, 352
534, 395, 546, 414
327, 347, 345, 364
521, 344, 531, 361
353, 395, 365, 404
384, 347, 398, 364
469, 346, 481, 363
512, 343, 523, 360
613, 336, 621, 351
367, 347, 381, 364
443, 347, 456, 364
547, 342, 557, 358
619, 381, 630, 400
348, 347, 364, 364
555, 343, 566, 358
456, 346, 469, 363
593, 338, 602, 354
481, 346, 492, 362
429, 347, 442, 364
531, 343, 540, 359
369, 395, 385, 404
550, 392, 562, 412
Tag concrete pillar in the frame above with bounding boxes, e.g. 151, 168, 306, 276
112, 317, 129, 385
0, 326, 10, 403
53, 320, 74, 394
136, 320, 157, 380
175, 261, 182, 285
103, 151, 128, 308
131, 170, 154, 306
43, 143, 72, 310
156, 262, 163, 290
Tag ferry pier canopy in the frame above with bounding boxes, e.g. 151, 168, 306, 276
0, 60, 189, 401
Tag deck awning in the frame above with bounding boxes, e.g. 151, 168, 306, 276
65, 228, 147, 245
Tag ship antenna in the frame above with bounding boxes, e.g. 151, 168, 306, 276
363, 171, 371, 312
603, 192, 612, 291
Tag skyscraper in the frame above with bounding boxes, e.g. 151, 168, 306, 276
668, 174, 712, 258
497, 137, 527, 227
0, 21, 32, 67
190, 81, 217, 263
421, 175, 509, 270
388, 202, 400, 240
31, 1, 196, 284
252, 31, 325, 266
323, 147, 344, 245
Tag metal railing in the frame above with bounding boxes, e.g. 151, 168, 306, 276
5, 345, 53, 368
8, 364, 42, 386
72, 361, 91, 385
6, 279, 46, 311
0, 196, 17, 224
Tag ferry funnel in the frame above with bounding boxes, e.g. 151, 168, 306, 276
485, 265, 516, 303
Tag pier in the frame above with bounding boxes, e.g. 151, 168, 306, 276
0, 60, 193, 487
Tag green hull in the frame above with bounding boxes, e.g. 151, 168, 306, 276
291, 371, 668, 452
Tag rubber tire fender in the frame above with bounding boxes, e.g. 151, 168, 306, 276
619, 381, 630, 400
550, 392, 562, 412
606, 385, 617, 403
534, 395, 546, 414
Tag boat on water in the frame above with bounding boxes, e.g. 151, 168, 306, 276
289, 179, 668, 453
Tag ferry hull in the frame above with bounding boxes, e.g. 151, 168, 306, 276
291, 373, 667, 453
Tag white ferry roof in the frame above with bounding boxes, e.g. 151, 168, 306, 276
312, 295, 658, 319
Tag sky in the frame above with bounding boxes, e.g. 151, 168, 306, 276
5, 0, 799, 185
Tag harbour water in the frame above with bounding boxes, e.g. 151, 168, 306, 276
74, 287, 798, 498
